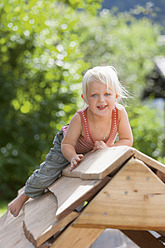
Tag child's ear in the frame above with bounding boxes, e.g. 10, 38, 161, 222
115, 94, 120, 101
81, 94, 84, 99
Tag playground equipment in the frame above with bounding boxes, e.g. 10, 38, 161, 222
0, 146, 165, 247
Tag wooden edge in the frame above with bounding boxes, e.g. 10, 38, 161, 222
56, 176, 111, 220
72, 158, 165, 231
101, 148, 136, 179
121, 230, 165, 248
50, 225, 104, 248
158, 231, 165, 237
0, 211, 8, 228
37, 243, 51, 248
37, 236, 59, 248
72, 223, 165, 232
134, 150, 165, 173
23, 211, 79, 247
36, 211, 79, 247
62, 147, 136, 180
151, 231, 165, 243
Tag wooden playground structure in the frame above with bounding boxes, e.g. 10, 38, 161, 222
0, 146, 165, 247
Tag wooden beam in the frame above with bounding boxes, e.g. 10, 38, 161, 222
23, 192, 79, 247
51, 225, 104, 248
134, 149, 165, 174
121, 230, 165, 248
0, 211, 34, 248
48, 176, 110, 220
62, 146, 135, 179
158, 231, 165, 237
62, 146, 165, 180
73, 158, 165, 231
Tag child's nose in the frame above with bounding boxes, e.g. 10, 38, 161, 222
98, 95, 105, 102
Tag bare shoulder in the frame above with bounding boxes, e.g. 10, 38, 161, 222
115, 104, 133, 146
62, 112, 82, 145
116, 104, 128, 120
69, 112, 82, 126
116, 103, 126, 111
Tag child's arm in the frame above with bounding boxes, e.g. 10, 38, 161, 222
111, 105, 133, 147
61, 113, 84, 170
92, 106, 133, 152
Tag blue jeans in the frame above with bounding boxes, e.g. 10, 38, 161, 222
25, 130, 69, 199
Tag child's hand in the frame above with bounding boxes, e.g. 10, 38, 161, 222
92, 141, 107, 152
70, 154, 84, 171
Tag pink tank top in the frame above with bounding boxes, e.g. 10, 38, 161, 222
62, 107, 118, 154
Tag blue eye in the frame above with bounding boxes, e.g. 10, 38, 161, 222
91, 94, 97, 97
105, 93, 110, 96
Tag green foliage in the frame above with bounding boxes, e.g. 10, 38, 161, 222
60, 0, 102, 14
0, 1, 164, 200
0, 0, 95, 199
77, 9, 162, 96
0, 201, 8, 218
128, 103, 164, 158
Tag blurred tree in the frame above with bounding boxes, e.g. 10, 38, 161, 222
0, 1, 164, 200
128, 103, 164, 160
77, 9, 162, 96
0, 0, 101, 199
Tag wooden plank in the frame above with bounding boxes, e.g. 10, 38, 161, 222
73, 158, 165, 231
62, 146, 135, 179
62, 146, 165, 180
0, 210, 34, 248
0, 211, 8, 230
37, 237, 57, 248
23, 191, 57, 247
158, 231, 165, 237
24, 211, 79, 247
51, 225, 104, 248
48, 176, 110, 220
23, 191, 79, 247
134, 149, 165, 173
121, 230, 165, 248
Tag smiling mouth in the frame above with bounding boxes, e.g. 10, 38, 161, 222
97, 105, 107, 110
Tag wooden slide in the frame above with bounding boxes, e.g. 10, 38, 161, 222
0, 146, 165, 248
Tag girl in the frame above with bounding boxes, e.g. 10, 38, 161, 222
9, 65, 133, 217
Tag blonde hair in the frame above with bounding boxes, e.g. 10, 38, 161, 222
82, 66, 128, 104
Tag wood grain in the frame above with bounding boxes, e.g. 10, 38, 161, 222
62, 146, 135, 179
121, 230, 165, 248
1, 145, 165, 248
0, 211, 34, 248
48, 176, 109, 220
23, 192, 58, 247
73, 158, 165, 231
134, 149, 165, 173
51, 225, 104, 248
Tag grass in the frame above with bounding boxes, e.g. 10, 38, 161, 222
0, 201, 8, 218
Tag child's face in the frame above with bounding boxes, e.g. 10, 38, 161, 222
86, 80, 117, 116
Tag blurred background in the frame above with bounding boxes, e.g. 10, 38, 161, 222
0, 0, 165, 214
